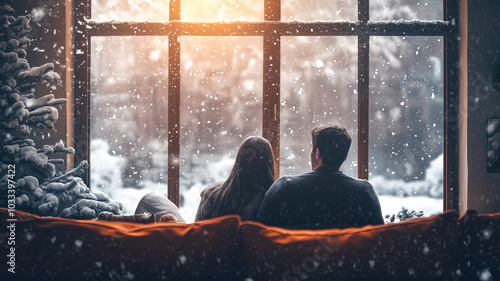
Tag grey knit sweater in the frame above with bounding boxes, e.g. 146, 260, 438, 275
135, 192, 186, 223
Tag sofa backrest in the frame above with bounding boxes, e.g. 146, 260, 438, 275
459, 210, 500, 280
239, 211, 461, 281
2, 208, 499, 281
0, 208, 241, 281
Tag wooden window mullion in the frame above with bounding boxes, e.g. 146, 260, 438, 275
168, 0, 181, 206
264, 0, 281, 178
443, 0, 460, 211
73, 0, 91, 184
358, 0, 369, 180
263, 36, 281, 179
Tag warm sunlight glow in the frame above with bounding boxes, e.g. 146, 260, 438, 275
184, 0, 229, 21
92, 0, 170, 21
181, 0, 263, 21
92, 0, 263, 22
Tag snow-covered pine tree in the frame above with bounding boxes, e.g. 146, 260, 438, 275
0, 2, 122, 219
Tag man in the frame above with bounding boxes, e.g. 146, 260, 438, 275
255, 124, 384, 229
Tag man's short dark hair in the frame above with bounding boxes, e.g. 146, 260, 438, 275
311, 124, 352, 168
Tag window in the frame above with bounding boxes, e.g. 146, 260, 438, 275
72, 0, 459, 220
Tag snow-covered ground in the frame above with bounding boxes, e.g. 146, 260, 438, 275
378, 195, 442, 219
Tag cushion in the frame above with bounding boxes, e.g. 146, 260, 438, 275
459, 210, 500, 280
0, 208, 241, 281
240, 211, 460, 281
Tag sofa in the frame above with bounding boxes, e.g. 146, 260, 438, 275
0, 208, 498, 281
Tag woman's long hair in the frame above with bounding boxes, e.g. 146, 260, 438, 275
209, 136, 275, 218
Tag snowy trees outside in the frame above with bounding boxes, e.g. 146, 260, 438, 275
0, 3, 122, 219
87, 0, 445, 221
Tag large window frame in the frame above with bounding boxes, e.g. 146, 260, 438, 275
71, 0, 459, 210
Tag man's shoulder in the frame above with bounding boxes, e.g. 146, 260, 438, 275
339, 175, 377, 195
340, 173, 372, 186
335, 174, 379, 200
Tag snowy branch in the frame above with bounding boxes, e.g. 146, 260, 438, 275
38, 141, 75, 155
27, 105, 59, 129
49, 161, 89, 184
17, 63, 60, 84
26, 94, 67, 110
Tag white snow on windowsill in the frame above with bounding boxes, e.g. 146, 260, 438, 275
368, 19, 448, 25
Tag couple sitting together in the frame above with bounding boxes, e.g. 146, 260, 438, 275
135, 124, 384, 230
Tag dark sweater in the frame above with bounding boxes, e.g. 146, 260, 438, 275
255, 165, 384, 229
195, 182, 266, 222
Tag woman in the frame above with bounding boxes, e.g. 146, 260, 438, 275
195, 136, 275, 221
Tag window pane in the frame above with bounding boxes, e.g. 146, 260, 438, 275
90, 36, 169, 214
182, 0, 263, 21
370, 0, 443, 21
281, 37, 358, 178
180, 37, 263, 222
282, 0, 357, 21
369, 36, 443, 218
91, 0, 169, 21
